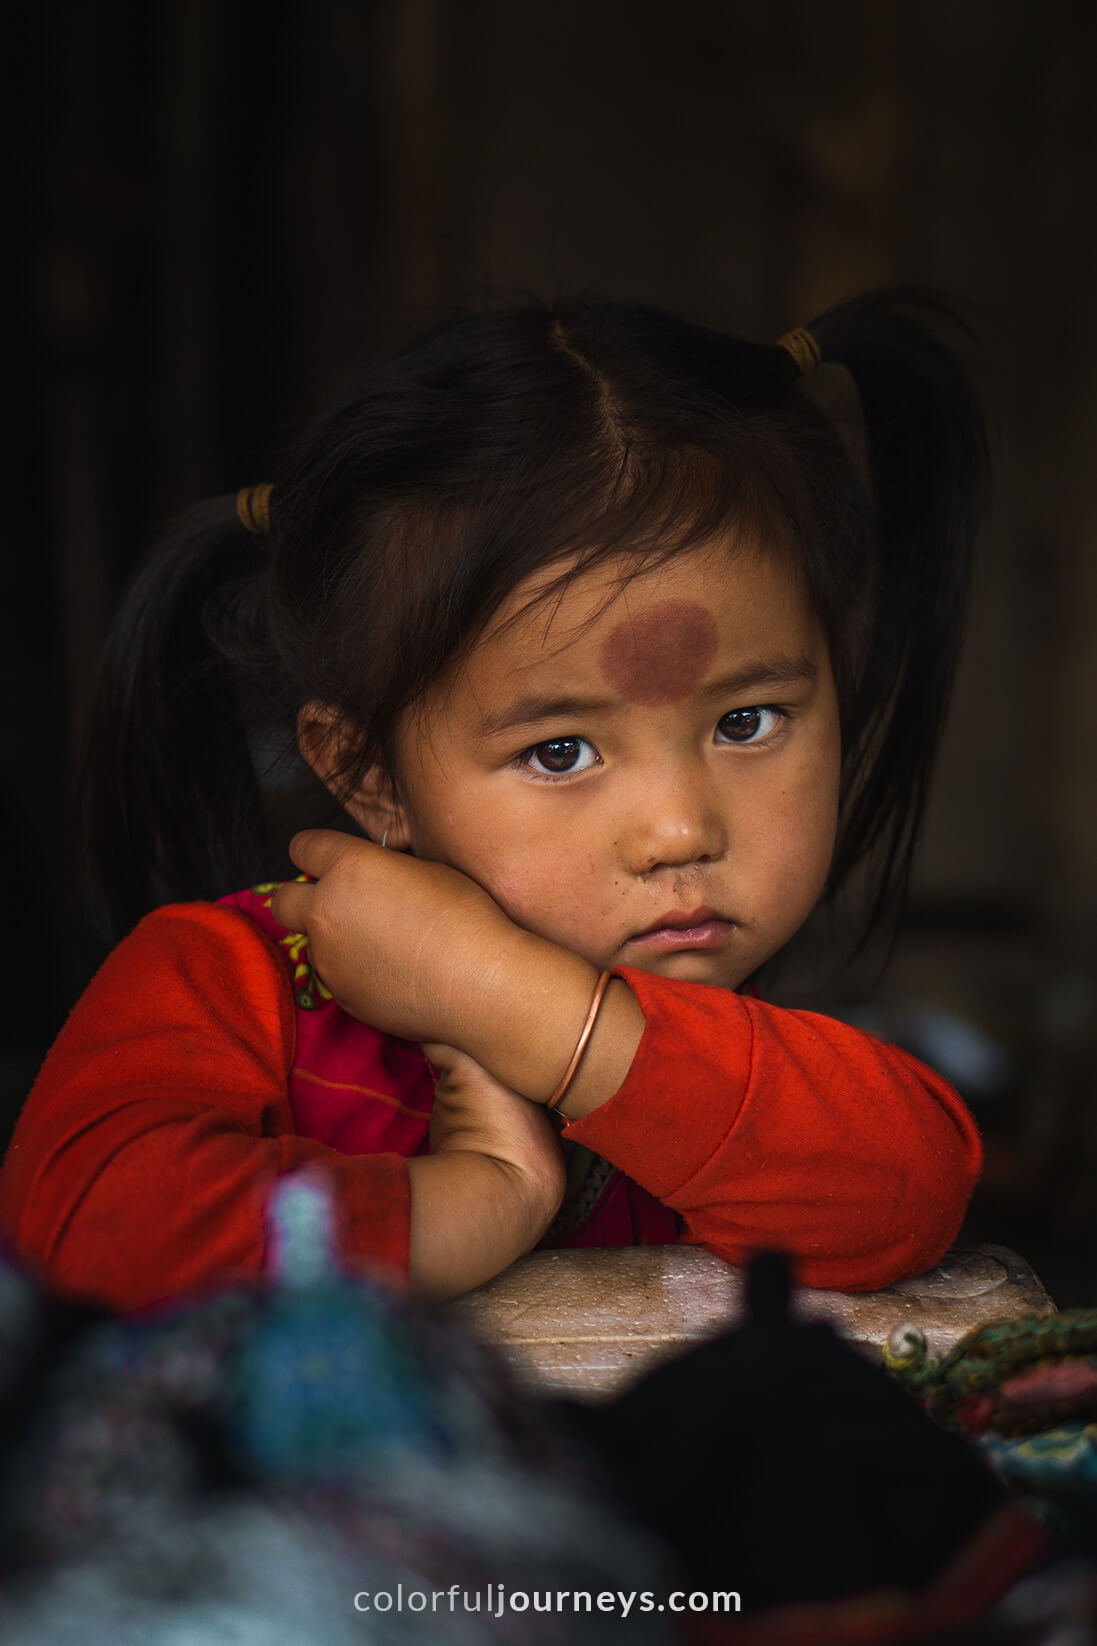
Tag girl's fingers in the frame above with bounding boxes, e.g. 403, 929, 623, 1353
273, 829, 380, 929
286, 828, 355, 871
268, 881, 312, 932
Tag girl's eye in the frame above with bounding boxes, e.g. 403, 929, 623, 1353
715, 706, 783, 745
522, 737, 600, 776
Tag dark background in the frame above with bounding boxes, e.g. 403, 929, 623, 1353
7, 2, 1097, 1300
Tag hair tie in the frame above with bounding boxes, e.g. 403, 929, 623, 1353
776, 327, 822, 376
236, 483, 274, 535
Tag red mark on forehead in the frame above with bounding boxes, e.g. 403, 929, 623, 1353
599, 600, 719, 706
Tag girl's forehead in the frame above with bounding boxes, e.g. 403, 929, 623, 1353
478, 542, 813, 677
404, 542, 826, 754
599, 599, 719, 706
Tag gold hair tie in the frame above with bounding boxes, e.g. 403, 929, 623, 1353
236, 483, 274, 535
776, 327, 822, 376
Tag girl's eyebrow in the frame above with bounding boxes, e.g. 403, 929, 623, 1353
700, 651, 818, 699
477, 692, 617, 739
477, 651, 818, 739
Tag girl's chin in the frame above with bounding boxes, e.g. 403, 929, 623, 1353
619, 948, 752, 989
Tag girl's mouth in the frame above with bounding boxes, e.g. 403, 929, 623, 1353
628, 909, 736, 952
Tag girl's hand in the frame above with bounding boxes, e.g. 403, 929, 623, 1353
407, 1044, 566, 1298
268, 830, 520, 1049
269, 828, 645, 1118
421, 1042, 566, 1206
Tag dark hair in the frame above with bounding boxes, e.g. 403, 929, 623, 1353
79, 290, 986, 951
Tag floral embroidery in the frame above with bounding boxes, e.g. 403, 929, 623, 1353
251, 879, 333, 1011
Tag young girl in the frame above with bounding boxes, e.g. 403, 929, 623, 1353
1, 293, 986, 1310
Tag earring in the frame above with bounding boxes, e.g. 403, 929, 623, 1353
380, 826, 390, 849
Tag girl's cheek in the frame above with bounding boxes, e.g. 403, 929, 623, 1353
482, 864, 605, 949
474, 867, 541, 926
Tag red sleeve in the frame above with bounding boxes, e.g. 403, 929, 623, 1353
561, 966, 983, 1291
0, 904, 411, 1310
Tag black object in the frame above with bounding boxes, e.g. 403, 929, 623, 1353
561, 1251, 1007, 1612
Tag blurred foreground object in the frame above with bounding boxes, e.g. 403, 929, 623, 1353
0, 1182, 1075, 1643
0, 1173, 671, 1644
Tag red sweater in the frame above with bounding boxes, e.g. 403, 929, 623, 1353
0, 890, 981, 1310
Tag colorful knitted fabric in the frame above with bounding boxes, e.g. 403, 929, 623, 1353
0, 1175, 673, 1644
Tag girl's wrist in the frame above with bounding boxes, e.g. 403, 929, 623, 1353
459, 929, 645, 1116
551, 977, 645, 1120
407, 1150, 562, 1299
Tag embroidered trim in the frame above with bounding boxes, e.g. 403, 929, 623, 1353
251, 879, 333, 1010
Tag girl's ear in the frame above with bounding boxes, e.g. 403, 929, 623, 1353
296, 703, 413, 848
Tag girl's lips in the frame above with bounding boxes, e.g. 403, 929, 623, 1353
628, 917, 736, 952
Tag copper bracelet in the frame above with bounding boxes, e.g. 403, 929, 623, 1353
545, 970, 613, 1113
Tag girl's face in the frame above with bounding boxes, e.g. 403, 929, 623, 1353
386, 540, 841, 990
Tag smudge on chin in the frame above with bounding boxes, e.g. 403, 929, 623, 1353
600, 600, 719, 705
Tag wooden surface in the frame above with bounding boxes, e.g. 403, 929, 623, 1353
448, 1244, 1056, 1400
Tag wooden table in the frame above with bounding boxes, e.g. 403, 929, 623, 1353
448, 1244, 1055, 1400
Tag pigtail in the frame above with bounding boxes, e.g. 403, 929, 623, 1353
76, 497, 284, 945
804, 289, 988, 934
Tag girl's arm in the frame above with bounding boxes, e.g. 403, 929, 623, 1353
559, 967, 983, 1291
271, 831, 982, 1291
410, 1045, 565, 1298
0, 903, 562, 1309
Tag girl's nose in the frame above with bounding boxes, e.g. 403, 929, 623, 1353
620, 765, 728, 875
